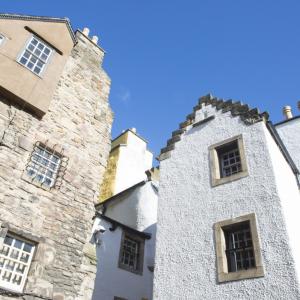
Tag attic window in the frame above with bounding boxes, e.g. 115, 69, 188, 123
209, 135, 248, 187
18, 36, 52, 75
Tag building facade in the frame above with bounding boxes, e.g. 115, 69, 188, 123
153, 94, 300, 299
93, 129, 158, 300
0, 14, 113, 299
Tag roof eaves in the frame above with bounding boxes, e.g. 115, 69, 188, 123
274, 115, 300, 127
95, 180, 147, 210
0, 13, 77, 44
96, 213, 151, 240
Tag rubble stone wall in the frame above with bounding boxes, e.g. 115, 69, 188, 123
0, 31, 113, 299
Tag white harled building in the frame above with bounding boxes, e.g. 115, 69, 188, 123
92, 129, 158, 300
153, 95, 300, 299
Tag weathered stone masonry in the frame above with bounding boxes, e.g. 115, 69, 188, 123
0, 30, 113, 299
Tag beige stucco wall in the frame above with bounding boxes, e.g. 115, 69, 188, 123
0, 19, 74, 116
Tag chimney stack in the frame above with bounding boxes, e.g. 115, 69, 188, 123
298, 101, 300, 111
82, 27, 90, 36
92, 36, 98, 44
283, 106, 293, 120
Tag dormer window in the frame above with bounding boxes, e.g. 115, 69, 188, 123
18, 36, 52, 75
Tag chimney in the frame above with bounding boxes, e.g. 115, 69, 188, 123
92, 36, 98, 44
283, 106, 293, 120
131, 127, 137, 133
298, 101, 300, 112
82, 27, 90, 36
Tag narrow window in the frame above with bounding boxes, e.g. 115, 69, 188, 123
18, 36, 52, 75
0, 234, 35, 292
118, 231, 145, 275
217, 140, 241, 178
26, 142, 62, 188
223, 221, 255, 272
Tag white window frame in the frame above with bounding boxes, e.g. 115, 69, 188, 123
0, 234, 35, 293
17, 35, 53, 76
0, 34, 5, 46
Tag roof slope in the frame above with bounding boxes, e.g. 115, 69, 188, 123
0, 13, 76, 44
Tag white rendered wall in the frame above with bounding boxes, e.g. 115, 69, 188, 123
276, 118, 300, 175
92, 181, 158, 300
92, 219, 154, 300
264, 125, 300, 278
114, 131, 153, 195
153, 105, 300, 299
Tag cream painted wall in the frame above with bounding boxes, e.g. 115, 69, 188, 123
0, 18, 74, 115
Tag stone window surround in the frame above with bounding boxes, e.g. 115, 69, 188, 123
118, 230, 145, 276
214, 213, 264, 283
209, 134, 249, 187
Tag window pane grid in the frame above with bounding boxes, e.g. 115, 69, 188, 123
26, 144, 61, 187
121, 237, 139, 270
226, 227, 255, 272
0, 235, 35, 292
221, 148, 241, 177
18, 37, 52, 75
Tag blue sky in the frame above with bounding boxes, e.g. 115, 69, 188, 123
2, 1, 300, 159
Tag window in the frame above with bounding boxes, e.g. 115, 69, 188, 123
18, 36, 52, 75
209, 135, 248, 187
0, 34, 5, 46
118, 231, 145, 275
214, 213, 264, 283
26, 142, 61, 188
0, 234, 35, 292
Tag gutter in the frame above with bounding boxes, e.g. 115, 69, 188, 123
266, 121, 300, 187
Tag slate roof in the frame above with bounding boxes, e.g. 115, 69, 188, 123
0, 13, 76, 44
159, 94, 269, 160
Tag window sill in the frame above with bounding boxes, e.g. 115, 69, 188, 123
211, 170, 249, 187
218, 266, 264, 283
118, 264, 143, 276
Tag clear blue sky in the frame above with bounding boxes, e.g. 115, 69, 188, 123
2, 1, 300, 158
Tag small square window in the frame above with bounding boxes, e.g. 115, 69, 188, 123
26, 142, 62, 188
118, 231, 145, 275
0, 234, 35, 292
209, 135, 248, 187
18, 36, 52, 75
214, 213, 264, 283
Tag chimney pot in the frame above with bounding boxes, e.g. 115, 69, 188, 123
131, 128, 137, 133
283, 106, 293, 120
92, 35, 98, 44
298, 101, 300, 111
82, 27, 90, 36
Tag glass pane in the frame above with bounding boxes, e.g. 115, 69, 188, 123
23, 243, 33, 253
14, 239, 23, 249
4, 236, 13, 246
20, 57, 27, 65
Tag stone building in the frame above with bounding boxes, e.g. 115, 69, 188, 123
153, 94, 300, 299
92, 129, 158, 300
0, 14, 113, 299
